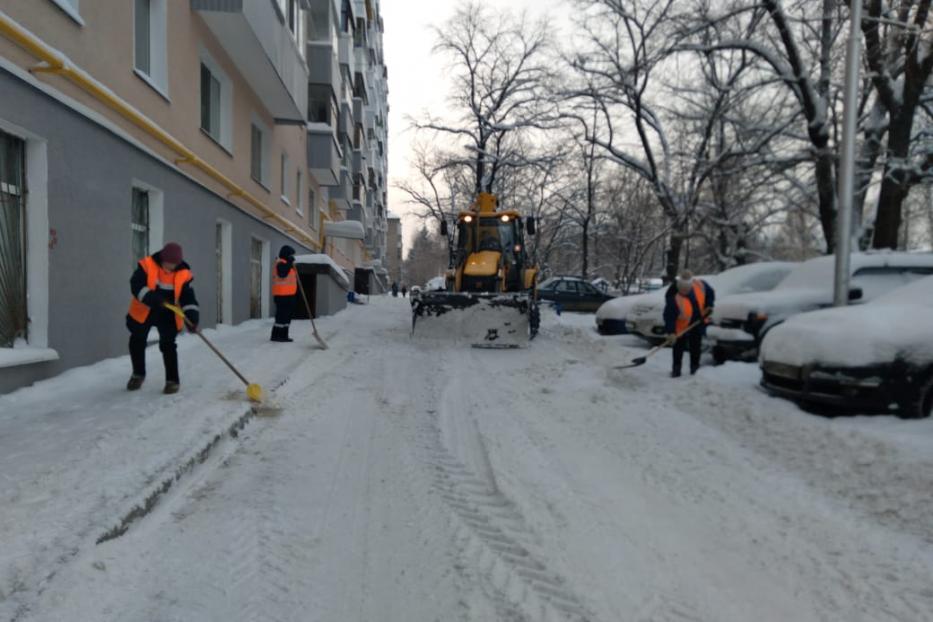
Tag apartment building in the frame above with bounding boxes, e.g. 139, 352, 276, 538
0, 0, 387, 393
306, 0, 389, 287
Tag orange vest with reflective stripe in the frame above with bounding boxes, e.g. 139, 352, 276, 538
272, 259, 298, 297
675, 281, 708, 334
128, 256, 193, 330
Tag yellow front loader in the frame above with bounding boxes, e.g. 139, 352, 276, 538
411, 193, 540, 348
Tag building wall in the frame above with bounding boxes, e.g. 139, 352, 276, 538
0, 68, 310, 394
0, 0, 320, 243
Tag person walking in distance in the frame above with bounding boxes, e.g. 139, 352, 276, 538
662, 270, 715, 378
271, 245, 299, 342
126, 242, 199, 394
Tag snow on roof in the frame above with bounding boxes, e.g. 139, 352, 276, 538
294, 254, 350, 287
761, 275, 933, 368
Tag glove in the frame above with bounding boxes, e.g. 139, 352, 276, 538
666, 333, 678, 343
187, 323, 199, 333
145, 289, 166, 308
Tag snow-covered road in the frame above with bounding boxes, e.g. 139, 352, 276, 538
3, 297, 933, 621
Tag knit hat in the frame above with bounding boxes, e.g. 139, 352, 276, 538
161, 242, 183, 264
279, 245, 296, 260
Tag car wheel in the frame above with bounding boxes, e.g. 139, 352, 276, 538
899, 372, 933, 420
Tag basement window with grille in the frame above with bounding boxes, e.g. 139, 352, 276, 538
0, 130, 27, 349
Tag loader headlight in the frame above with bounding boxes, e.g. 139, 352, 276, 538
500, 215, 510, 222
464, 215, 473, 223
514, 244, 522, 253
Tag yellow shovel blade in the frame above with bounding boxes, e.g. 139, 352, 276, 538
246, 383, 264, 403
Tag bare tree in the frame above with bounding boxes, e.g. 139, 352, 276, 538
861, 0, 933, 248
415, 1, 556, 196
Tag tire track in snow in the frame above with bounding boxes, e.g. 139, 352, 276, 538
418, 350, 597, 622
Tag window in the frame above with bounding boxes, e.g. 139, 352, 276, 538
309, 189, 318, 229
135, 0, 150, 75
556, 280, 579, 294
250, 238, 264, 319
200, 64, 221, 141
0, 131, 27, 348
134, 0, 168, 93
131, 188, 150, 265
280, 152, 289, 202
296, 170, 303, 214
250, 123, 267, 186
288, 0, 297, 33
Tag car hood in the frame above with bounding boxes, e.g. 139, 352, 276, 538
596, 292, 662, 321
713, 288, 829, 323
760, 303, 933, 368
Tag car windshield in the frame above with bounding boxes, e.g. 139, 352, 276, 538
776, 256, 836, 290
870, 274, 933, 306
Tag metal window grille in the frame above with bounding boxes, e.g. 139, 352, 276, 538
0, 130, 27, 348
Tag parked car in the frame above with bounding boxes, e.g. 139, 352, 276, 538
625, 262, 796, 344
760, 275, 933, 419
595, 290, 665, 335
709, 252, 933, 363
538, 276, 616, 312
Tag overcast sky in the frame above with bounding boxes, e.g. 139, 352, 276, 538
380, 0, 569, 254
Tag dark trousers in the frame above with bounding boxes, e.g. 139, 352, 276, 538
127, 313, 179, 382
271, 295, 297, 341
672, 326, 703, 375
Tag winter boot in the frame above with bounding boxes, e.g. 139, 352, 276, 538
281, 325, 294, 343
127, 375, 145, 391
671, 370, 682, 379
163, 382, 180, 395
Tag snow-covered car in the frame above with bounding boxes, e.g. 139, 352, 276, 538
760, 276, 933, 418
425, 276, 447, 291
595, 290, 665, 335
709, 252, 933, 363
625, 262, 796, 345
538, 276, 615, 312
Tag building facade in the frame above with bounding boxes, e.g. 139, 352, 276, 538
0, 0, 389, 393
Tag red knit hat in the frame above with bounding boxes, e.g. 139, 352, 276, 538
161, 242, 183, 264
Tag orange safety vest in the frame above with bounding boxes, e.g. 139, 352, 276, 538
128, 256, 193, 330
675, 281, 709, 334
272, 259, 298, 297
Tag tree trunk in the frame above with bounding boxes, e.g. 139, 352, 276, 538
872, 114, 915, 249
814, 149, 837, 253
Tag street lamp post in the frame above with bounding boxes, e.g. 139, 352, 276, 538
834, 0, 863, 307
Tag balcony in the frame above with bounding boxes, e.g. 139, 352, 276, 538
307, 43, 340, 96
307, 127, 340, 186
191, 0, 308, 120
328, 170, 353, 211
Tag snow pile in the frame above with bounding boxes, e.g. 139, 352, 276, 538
761, 276, 933, 367
294, 253, 350, 287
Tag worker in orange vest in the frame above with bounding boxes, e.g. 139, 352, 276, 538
663, 270, 715, 378
271, 245, 299, 342
126, 242, 199, 394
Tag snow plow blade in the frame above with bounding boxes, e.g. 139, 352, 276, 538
411, 292, 539, 349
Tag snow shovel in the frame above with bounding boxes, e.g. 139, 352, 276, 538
163, 303, 264, 403
296, 276, 329, 350
615, 313, 709, 370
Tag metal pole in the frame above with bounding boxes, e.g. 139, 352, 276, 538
834, 0, 862, 307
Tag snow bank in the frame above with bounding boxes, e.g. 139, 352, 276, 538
294, 253, 350, 287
